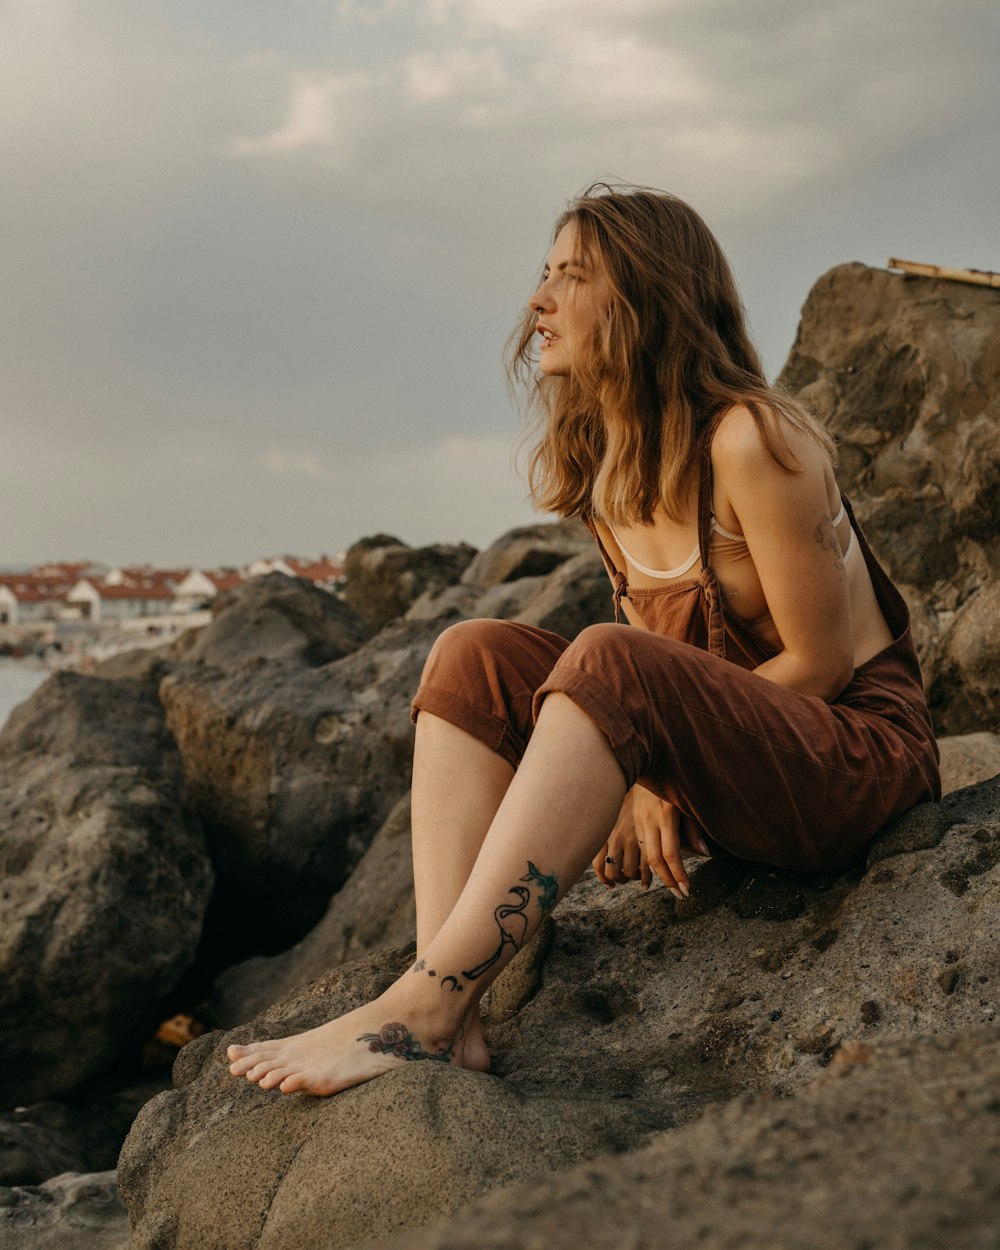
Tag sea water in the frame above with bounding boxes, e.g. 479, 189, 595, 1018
0, 658, 51, 731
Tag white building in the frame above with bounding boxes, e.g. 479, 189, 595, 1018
171, 570, 246, 613
66, 579, 177, 623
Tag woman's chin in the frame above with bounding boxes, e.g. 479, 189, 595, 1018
537, 353, 569, 377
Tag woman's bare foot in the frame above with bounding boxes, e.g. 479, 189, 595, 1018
227, 993, 459, 1097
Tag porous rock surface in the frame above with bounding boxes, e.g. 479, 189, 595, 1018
779, 263, 1000, 732
459, 520, 592, 588
343, 535, 477, 629
0, 673, 211, 1105
119, 777, 1000, 1249
379, 1026, 1000, 1250
155, 613, 459, 956
0, 1170, 127, 1250
938, 730, 1000, 794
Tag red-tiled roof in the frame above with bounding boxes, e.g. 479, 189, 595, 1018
93, 584, 175, 601
206, 573, 245, 591
286, 558, 343, 581
1, 588, 71, 604
0, 574, 73, 596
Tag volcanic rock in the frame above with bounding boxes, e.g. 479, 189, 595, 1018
779, 262, 1000, 732
0, 674, 211, 1105
0, 1170, 127, 1250
343, 535, 477, 629
119, 776, 1000, 1249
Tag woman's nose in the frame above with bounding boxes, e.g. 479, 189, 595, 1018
528, 279, 554, 314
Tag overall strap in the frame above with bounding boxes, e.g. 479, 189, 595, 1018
583, 513, 628, 624
696, 435, 727, 659
696, 440, 716, 571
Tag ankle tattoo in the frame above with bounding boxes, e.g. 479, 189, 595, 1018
357, 1022, 455, 1063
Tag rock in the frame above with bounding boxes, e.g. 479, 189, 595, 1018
460, 521, 592, 588
94, 573, 371, 681
165, 572, 371, 668
157, 615, 459, 961
118, 776, 1000, 1248
0, 674, 211, 1105
407, 547, 615, 642
0, 1171, 127, 1250
211, 794, 418, 1027
939, 732, 1000, 793
376, 1026, 1000, 1250
0, 1076, 170, 1187
512, 549, 616, 638
119, 949, 639, 1250
778, 262, 1000, 732
344, 536, 477, 629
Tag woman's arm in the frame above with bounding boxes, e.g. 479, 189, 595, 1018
712, 408, 855, 702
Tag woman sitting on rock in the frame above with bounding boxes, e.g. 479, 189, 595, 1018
229, 183, 940, 1093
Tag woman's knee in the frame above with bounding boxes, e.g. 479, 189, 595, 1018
421, 618, 525, 680
563, 622, 685, 671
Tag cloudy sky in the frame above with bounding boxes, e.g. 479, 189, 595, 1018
3, 0, 997, 569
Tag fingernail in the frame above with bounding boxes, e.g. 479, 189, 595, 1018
679, 882, 690, 898
669, 886, 684, 901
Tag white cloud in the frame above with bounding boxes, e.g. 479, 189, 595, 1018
535, 30, 707, 114
405, 46, 508, 102
228, 72, 372, 158
442, 0, 676, 34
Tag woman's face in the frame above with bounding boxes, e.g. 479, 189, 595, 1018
528, 221, 612, 376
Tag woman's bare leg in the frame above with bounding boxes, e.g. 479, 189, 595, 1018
411, 712, 514, 1071
228, 693, 626, 1096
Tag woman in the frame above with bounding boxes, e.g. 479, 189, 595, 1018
228, 184, 940, 1094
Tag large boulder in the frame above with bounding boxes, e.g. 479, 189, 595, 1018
165, 572, 371, 669
94, 572, 371, 681
0, 674, 211, 1106
779, 262, 1000, 732
156, 615, 461, 961
379, 1025, 1000, 1250
343, 535, 477, 629
118, 776, 1000, 1248
460, 521, 592, 588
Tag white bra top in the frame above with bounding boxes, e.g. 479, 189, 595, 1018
607, 502, 857, 580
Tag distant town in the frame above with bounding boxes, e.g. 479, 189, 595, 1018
0, 554, 345, 669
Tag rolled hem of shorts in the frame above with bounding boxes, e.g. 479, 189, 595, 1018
532, 667, 644, 787
411, 683, 523, 770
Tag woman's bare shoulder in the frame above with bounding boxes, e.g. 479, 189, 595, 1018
710, 403, 829, 478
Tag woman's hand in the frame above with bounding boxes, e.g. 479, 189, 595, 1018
594, 787, 711, 898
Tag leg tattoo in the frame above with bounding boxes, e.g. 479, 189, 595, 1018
461, 861, 559, 982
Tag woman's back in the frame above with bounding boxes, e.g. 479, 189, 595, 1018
591, 406, 895, 685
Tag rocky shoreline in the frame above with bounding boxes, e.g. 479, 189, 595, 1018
2, 261, 999, 1249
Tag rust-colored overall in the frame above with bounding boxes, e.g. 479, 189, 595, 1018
411, 462, 940, 871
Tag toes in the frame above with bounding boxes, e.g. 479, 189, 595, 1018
244, 1060, 280, 1083
229, 1051, 267, 1077
278, 1072, 308, 1094
257, 1068, 293, 1091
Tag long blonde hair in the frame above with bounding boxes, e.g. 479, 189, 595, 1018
508, 183, 834, 525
